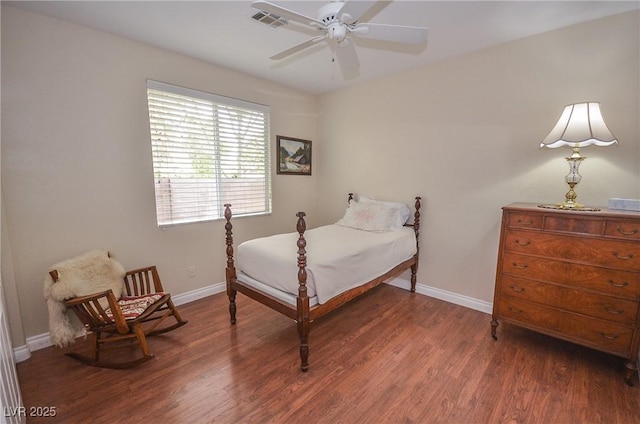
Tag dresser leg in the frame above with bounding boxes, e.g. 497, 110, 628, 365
624, 361, 637, 386
491, 319, 498, 340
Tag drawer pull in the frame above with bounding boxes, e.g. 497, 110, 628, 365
515, 239, 531, 247
509, 285, 525, 293
617, 227, 638, 236
599, 332, 619, 340
613, 252, 634, 260
517, 219, 534, 225
609, 279, 629, 288
512, 263, 528, 270
605, 306, 624, 315
508, 306, 522, 314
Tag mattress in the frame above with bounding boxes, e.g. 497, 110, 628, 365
237, 224, 417, 304
236, 271, 320, 307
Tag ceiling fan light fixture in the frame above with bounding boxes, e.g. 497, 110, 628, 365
328, 24, 347, 42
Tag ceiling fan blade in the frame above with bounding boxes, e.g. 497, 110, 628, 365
335, 39, 360, 73
270, 35, 327, 60
353, 23, 428, 45
252, 0, 325, 27
337, 1, 377, 24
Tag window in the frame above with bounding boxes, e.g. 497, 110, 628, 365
146, 80, 271, 226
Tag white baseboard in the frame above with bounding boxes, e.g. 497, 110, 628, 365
13, 344, 32, 363
386, 278, 493, 314
15, 279, 491, 362
171, 281, 226, 306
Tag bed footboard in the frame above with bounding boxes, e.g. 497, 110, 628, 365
224, 205, 311, 371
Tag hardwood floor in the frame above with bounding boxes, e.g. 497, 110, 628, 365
17, 284, 640, 423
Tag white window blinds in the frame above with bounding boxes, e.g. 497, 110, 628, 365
146, 80, 271, 226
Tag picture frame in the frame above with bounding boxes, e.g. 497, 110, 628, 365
276, 135, 312, 175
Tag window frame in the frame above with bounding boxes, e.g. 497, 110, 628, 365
146, 79, 272, 227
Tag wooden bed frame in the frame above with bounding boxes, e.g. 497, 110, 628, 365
224, 193, 421, 371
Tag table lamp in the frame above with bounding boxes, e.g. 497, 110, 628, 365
538, 102, 618, 211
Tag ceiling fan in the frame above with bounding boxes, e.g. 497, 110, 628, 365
251, 0, 428, 74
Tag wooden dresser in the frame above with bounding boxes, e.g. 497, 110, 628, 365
491, 203, 640, 385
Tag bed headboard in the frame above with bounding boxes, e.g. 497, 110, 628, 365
346, 192, 421, 232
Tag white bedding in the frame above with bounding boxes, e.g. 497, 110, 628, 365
237, 224, 417, 304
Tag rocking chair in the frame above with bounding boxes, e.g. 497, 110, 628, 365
51, 265, 187, 369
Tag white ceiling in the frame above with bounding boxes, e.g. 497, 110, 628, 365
7, 1, 640, 94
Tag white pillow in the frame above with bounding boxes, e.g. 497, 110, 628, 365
336, 200, 405, 232
358, 196, 411, 226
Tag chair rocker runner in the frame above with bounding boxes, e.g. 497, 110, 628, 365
51, 265, 187, 369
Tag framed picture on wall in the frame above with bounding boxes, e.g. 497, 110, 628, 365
276, 135, 312, 175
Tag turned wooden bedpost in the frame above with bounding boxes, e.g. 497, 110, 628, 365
224, 204, 237, 325
411, 197, 422, 292
295, 211, 310, 372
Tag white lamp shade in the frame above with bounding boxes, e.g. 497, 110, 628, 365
540, 102, 618, 149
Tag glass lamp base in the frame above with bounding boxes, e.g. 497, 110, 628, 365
539, 154, 601, 211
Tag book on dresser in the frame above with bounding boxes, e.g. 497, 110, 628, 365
491, 203, 640, 386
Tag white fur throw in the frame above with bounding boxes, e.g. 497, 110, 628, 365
43, 249, 125, 347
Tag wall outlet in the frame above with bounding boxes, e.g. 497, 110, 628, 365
187, 266, 196, 278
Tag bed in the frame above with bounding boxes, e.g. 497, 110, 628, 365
224, 193, 421, 371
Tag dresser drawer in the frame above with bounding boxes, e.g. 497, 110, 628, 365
504, 229, 640, 270
497, 297, 634, 357
507, 212, 543, 229
605, 220, 640, 241
501, 252, 640, 298
543, 215, 605, 235
500, 275, 639, 326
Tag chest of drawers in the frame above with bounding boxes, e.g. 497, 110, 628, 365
491, 203, 640, 385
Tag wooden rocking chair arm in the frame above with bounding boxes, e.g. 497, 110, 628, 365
63, 289, 129, 334
63, 289, 115, 306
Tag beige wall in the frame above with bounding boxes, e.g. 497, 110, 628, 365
1, 6, 318, 346
316, 11, 640, 302
2, 6, 639, 348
